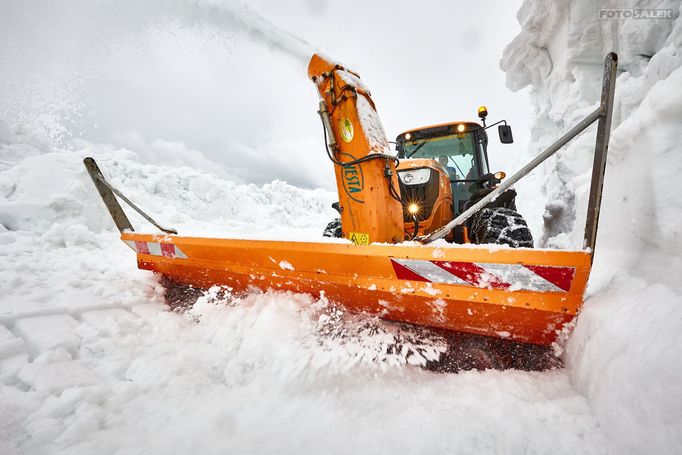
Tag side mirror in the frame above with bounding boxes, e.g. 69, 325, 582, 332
498, 124, 514, 144
395, 141, 404, 158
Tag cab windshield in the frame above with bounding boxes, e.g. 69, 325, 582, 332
402, 133, 480, 182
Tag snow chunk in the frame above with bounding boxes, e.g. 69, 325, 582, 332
278, 260, 295, 271
422, 283, 441, 296
18, 349, 100, 393
431, 248, 445, 258
0, 324, 25, 359
13, 315, 81, 358
336, 69, 370, 93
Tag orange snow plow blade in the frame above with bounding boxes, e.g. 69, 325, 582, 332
121, 232, 591, 346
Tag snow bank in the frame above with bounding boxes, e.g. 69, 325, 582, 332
0, 129, 336, 239
0, 124, 336, 321
502, 1, 682, 452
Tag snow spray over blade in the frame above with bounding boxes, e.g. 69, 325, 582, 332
0, 0, 313, 143
183, 0, 313, 62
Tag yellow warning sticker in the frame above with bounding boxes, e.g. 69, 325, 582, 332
339, 118, 354, 143
349, 232, 369, 245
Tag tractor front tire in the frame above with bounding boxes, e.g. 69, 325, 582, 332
470, 208, 533, 248
323, 218, 342, 238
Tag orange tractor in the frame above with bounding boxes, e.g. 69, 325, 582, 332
84, 53, 618, 346
323, 116, 532, 247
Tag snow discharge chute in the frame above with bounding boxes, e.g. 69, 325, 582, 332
307, 54, 404, 244
84, 53, 618, 346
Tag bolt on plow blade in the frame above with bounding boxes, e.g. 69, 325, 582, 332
122, 233, 591, 346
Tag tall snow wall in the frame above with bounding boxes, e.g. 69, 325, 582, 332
501, 1, 682, 453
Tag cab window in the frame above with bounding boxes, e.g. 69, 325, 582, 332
401, 133, 480, 181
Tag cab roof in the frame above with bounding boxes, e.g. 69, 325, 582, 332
396, 121, 483, 142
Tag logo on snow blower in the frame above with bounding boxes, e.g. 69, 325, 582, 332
348, 232, 370, 245
339, 117, 354, 143
340, 152, 364, 203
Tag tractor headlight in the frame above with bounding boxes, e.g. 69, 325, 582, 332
407, 203, 420, 215
398, 168, 431, 185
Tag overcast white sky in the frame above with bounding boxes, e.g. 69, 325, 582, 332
0, 0, 529, 189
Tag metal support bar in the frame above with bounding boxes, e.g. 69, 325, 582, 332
422, 108, 602, 243
83, 157, 178, 235
584, 52, 618, 257
422, 53, 618, 249
84, 157, 134, 233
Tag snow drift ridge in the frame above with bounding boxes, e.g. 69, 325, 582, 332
502, 1, 682, 452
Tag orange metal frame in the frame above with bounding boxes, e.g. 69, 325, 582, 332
121, 232, 591, 346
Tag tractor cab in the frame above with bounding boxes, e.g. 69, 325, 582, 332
396, 121, 491, 215
394, 109, 520, 242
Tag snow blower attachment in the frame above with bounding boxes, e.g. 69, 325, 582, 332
308, 54, 404, 244
84, 53, 618, 346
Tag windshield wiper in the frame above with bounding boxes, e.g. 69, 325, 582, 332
406, 140, 429, 158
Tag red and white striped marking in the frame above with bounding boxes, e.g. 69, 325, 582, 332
390, 258, 574, 293
123, 240, 188, 259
